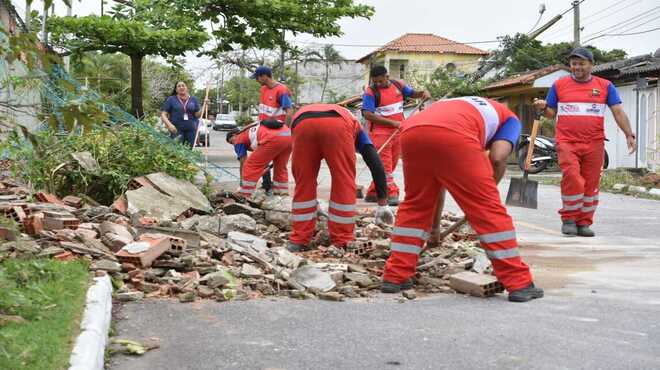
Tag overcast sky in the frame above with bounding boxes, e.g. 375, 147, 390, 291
11, 0, 660, 84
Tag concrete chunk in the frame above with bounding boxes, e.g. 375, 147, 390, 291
628, 185, 647, 194
291, 265, 336, 292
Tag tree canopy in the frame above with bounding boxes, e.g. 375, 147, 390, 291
199, 0, 373, 55
48, 12, 208, 117
487, 33, 627, 78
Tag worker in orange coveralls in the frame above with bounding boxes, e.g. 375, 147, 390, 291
286, 104, 394, 252
534, 47, 636, 237
226, 119, 292, 197
382, 96, 544, 303
361, 65, 431, 206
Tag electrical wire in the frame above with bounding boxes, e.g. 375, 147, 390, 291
581, 5, 660, 40
585, 17, 660, 42
587, 25, 660, 40
543, 0, 640, 40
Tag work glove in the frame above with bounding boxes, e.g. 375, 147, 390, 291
375, 205, 394, 226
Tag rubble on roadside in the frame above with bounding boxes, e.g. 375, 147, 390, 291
0, 173, 495, 304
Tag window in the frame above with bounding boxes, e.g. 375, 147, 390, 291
399, 64, 405, 80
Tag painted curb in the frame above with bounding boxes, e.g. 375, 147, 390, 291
69, 274, 113, 370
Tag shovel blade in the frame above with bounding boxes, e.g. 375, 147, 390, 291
505, 177, 538, 209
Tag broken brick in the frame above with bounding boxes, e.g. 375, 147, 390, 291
43, 216, 80, 231
23, 213, 44, 235
115, 235, 171, 268
54, 251, 75, 260
62, 195, 83, 208
35, 192, 65, 205
449, 271, 504, 298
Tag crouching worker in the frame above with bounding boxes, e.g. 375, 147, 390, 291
382, 96, 544, 303
226, 131, 275, 195
287, 104, 394, 252
226, 119, 292, 197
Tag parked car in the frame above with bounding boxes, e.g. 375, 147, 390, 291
213, 114, 238, 131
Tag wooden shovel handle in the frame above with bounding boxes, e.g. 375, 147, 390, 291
524, 118, 540, 171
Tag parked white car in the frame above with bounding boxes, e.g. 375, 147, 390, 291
213, 114, 238, 131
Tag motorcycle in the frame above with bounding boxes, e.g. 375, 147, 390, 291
517, 135, 609, 174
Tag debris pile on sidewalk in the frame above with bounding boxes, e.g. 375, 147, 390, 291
0, 172, 495, 303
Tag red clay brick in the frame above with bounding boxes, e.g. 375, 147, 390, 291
115, 235, 171, 268
35, 192, 65, 205
23, 213, 44, 235
62, 195, 83, 208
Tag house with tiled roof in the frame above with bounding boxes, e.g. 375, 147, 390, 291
356, 33, 489, 82
483, 65, 570, 137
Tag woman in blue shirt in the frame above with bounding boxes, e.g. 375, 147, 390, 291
160, 81, 208, 147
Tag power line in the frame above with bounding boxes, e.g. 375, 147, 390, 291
587, 25, 660, 40
544, 0, 640, 40
582, 5, 660, 40
560, 0, 588, 16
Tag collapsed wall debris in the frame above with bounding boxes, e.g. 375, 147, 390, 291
0, 174, 497, 303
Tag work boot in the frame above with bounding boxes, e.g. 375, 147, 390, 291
561, 220, 578, 236
508, 283, 544, 302
381, 279, 414, 293
577, 225, 595, 237
364, 194, 378, 203
387, 196, 400, 207
287, 241, 306, 253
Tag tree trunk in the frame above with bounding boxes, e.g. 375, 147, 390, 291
130, 54, 144, 118
321, 64, 329, 102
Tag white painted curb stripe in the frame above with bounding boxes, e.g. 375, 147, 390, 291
69, 274, 113, 370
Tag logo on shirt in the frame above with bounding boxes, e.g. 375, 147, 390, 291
559, 104, 580, 113
591, 88, 601, 97
586, 104, 602, 114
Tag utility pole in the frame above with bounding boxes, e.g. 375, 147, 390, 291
101, 0, 105, 16
64, 2, 73, 72
40, 2, 48, 45
25, 2, 30, 30
573, 0, 581, 47
279, 30, 285, 81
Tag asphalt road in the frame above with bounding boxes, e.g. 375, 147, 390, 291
110, 129, 660, 370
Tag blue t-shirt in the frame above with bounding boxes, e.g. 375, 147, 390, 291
546, 80, 622, 108
362, 83, 415, 113
234, 143, 248, 160
161, 95, 201, 131
355, 129, 373, 152
279, 93, 293, 109
489, 117, 522, 148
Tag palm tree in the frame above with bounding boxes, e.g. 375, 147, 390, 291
306, 45, 344, 102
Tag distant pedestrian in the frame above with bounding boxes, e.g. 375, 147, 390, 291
160, 81, 208, 147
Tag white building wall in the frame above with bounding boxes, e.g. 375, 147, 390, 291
604, 82, 657, 169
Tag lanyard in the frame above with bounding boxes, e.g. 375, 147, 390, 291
177, 95, 190, 113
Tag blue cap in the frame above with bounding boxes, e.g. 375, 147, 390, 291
569, 47, 594, 63
250, 66, 272, 79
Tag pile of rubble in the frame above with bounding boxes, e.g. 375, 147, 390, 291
0, 172, 498, 303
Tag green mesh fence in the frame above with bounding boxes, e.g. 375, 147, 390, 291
42, 65, 239, 182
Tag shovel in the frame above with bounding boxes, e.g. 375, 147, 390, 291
505, 116, 540, 209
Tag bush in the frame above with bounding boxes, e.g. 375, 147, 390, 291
235, 113, 253, 127
1, 126, 200, 205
